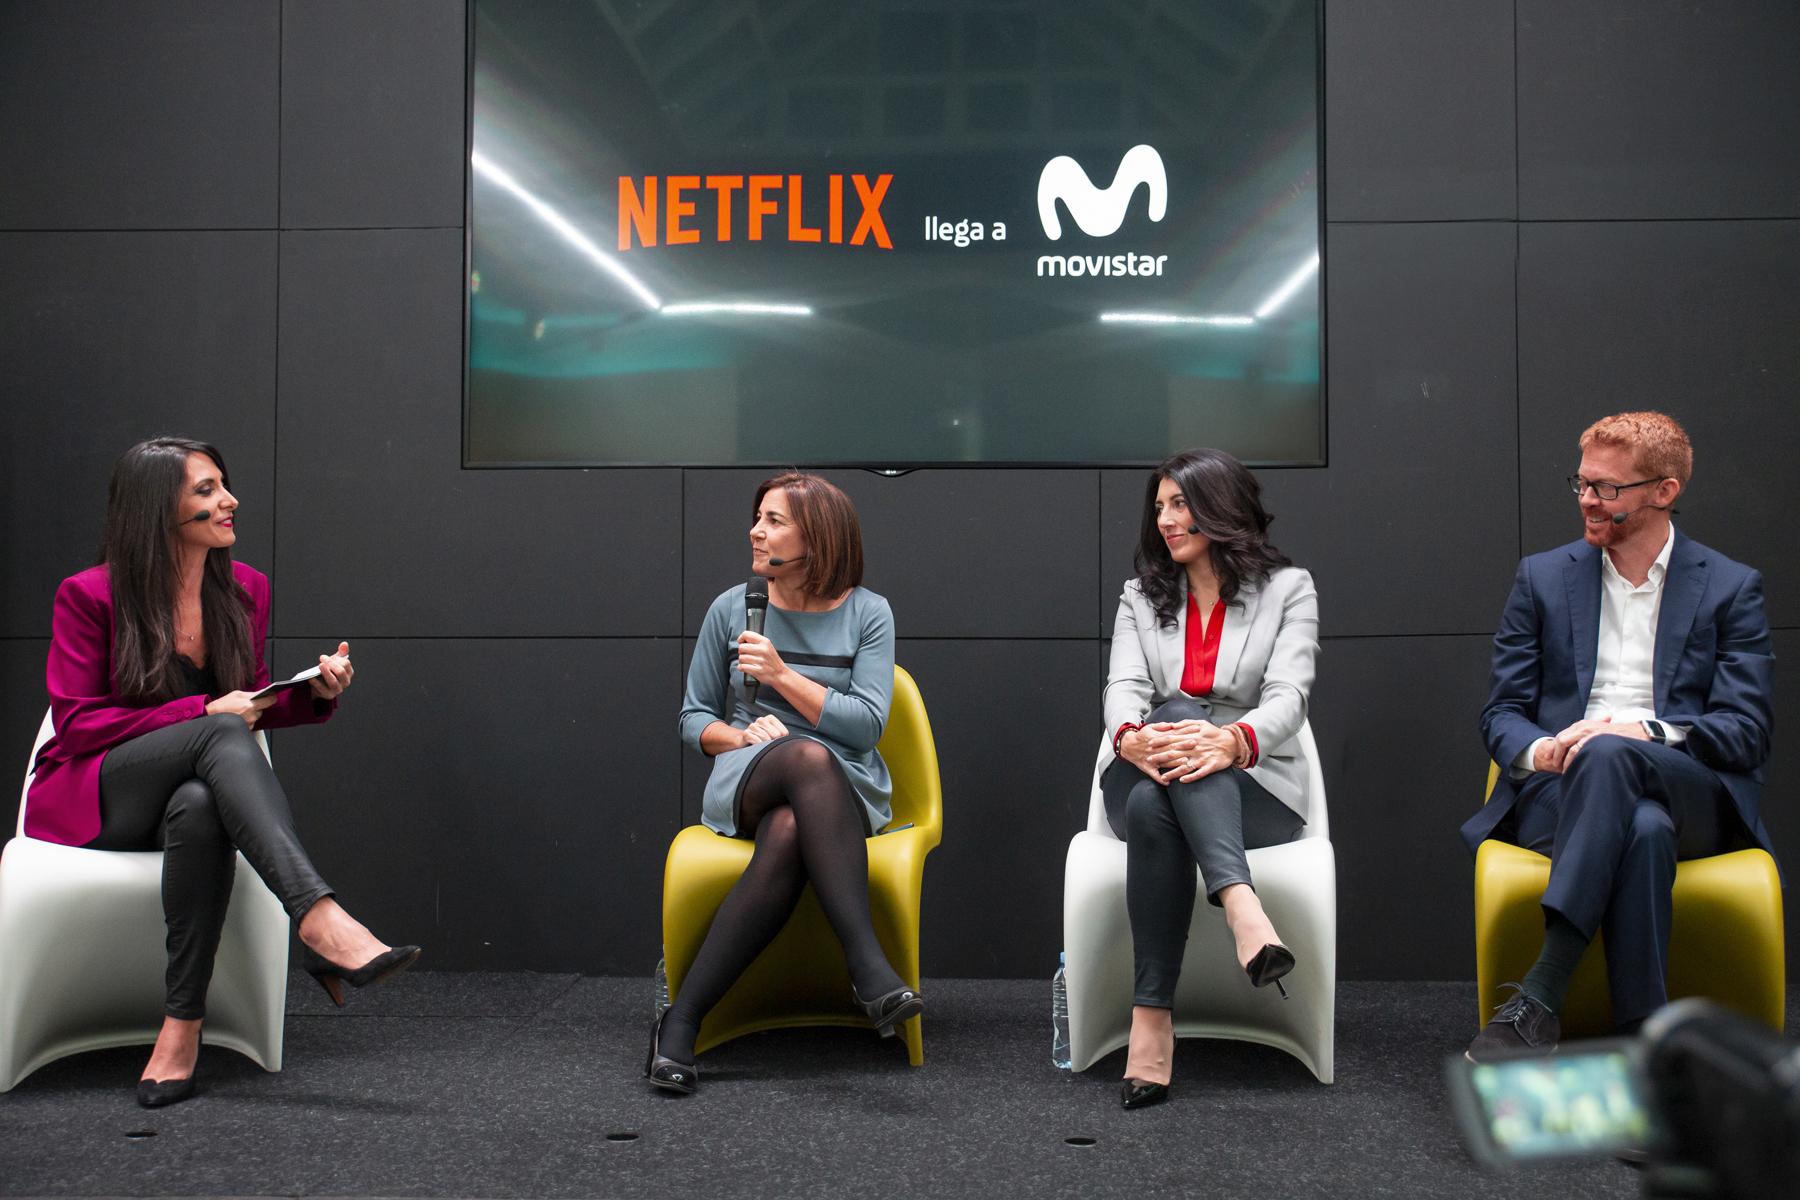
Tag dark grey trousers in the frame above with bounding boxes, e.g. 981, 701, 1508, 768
91, 713, 332, 1019
1104, 697, 1304, 1007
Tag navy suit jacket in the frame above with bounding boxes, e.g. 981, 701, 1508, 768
1462, 530, 1775, 858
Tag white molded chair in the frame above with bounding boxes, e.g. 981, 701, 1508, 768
1061, 720, 1336, 1082
0, 710, 290, 1091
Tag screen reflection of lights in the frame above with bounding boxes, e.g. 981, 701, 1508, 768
660, 303, 815, 317
470, 148, 661, 311
1100, 312, 1256, 326
1253, 252, 1320, 320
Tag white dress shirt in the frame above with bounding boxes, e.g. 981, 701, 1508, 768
1515, 525, 1687, 775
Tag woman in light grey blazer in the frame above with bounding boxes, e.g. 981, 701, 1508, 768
1101, 448, 1319, 1109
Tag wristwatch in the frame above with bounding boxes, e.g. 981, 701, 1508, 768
1642, 720, 1670, 745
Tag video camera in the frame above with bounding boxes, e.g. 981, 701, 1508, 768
1446, 998, 1800, 1199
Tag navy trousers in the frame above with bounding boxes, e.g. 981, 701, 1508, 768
1509, 735, 1745, 1026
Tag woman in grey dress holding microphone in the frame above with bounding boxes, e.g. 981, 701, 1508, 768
646, 472, 920, 1094
1101, 448, 1319, 1109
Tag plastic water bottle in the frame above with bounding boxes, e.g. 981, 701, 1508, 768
653, 955, 669, 1016
1051, 952, 1072, 1069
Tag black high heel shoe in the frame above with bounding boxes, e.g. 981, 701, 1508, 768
301, 944, 422, 1007
1244, 943, 1296, 999
644, 1011, 698, 1095
852, 982, 924, 1038
136, 1073, 198, 1108
1120, 1079, 1171, 1110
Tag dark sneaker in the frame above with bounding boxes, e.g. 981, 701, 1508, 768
1465, 983, 1560, 1062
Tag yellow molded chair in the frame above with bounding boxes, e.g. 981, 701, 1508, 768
1474, 761, 1784, 1034
661, 665, 943, 1066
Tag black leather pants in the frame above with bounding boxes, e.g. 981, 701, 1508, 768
91, 713, 332, 1019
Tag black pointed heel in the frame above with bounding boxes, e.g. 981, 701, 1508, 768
852, 983, 924, 1038
644, 1011, 698, 1095
301, 944, 422, 1007
136, 1073, 198, 1108
1245, 943, 1296, 999
1121, 1079, 1171, 1110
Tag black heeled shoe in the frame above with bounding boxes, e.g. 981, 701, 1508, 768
852, 983, 924, 1038
136, 1073, 198, 1108
643, 1011, 698, 1095
301, 944, 422, 1007
1120, 1079, 1171, 1110
1245, 943, 1296, 999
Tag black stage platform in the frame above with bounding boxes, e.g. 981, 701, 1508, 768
6, 974, 1792, 1199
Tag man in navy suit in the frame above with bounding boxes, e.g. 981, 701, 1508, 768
1463, 412, 1775, 1061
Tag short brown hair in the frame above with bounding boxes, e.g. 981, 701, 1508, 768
753, 472, 864, 598
1579, 411, 1693, 485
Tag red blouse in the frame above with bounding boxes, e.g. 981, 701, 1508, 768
1110, 592, 1259, 768
1180, 592, 1227, 696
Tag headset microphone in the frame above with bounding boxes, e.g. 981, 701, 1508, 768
743, 579, 770, 705
767, 553, 808, 567
1610, 502, 1672, 526
1186, 525, 1201, 536
190, 509, 213, 523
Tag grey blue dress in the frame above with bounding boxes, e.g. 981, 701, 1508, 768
680, 584, 896, 837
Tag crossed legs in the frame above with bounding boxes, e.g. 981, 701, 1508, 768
1110, 698, 1304, 1088
659, 737, 905, 1064
1509, 735, 1741, 1027
93, 713, 392, 1084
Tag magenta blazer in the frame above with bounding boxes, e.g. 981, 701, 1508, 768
25, 561, 334, 846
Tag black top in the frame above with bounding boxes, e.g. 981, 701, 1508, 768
173, 655, 219, 699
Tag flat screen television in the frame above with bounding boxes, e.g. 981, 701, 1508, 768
467, 0, 1322, 467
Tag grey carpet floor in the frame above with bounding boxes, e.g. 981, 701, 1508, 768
2, 974, 1793, 1199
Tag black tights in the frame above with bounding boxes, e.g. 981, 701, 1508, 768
660, 737, 903, 1062
91, 713, 332, 1020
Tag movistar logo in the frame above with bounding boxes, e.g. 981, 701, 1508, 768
1036, 145, 1167, 241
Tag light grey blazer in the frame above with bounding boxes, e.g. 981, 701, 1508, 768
1101, 565, 1320, 820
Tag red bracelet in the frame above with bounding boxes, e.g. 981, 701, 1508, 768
1112, 721, 1144, 755
1231, 722, 1259, 768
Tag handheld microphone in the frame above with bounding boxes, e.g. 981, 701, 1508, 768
767, 553, 807, 567
743, 579, 769, 705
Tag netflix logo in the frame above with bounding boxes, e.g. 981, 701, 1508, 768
617, 174, 894, 250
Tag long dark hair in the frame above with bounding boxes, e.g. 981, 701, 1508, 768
101, 437, 255, 700
1134, 447, 1291, 627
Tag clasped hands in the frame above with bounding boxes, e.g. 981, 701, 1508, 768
1531, 714, 1650, 774
1121, 719, 1240, 785
205, 641, 355, 728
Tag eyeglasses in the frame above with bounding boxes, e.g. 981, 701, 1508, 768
1567, 475, 1660, 500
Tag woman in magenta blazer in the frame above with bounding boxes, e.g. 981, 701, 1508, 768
26, 437, 419, 1107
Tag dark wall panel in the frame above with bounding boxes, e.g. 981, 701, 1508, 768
0, 1, 278, 230
1518, 2, 1800, 220
1097, 223, 1521, 639
683, 470, 1099, 639
281, 0, 468, 230
909, 638, 1099, 978
274, 228, 681, 637
5, 3, 1795, 985
1310, 633, 1497, 981
0, 232, 278, 636
1516, 220, 1800, 627
271, 635, 680, 973
1325, 0, 1516, 222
